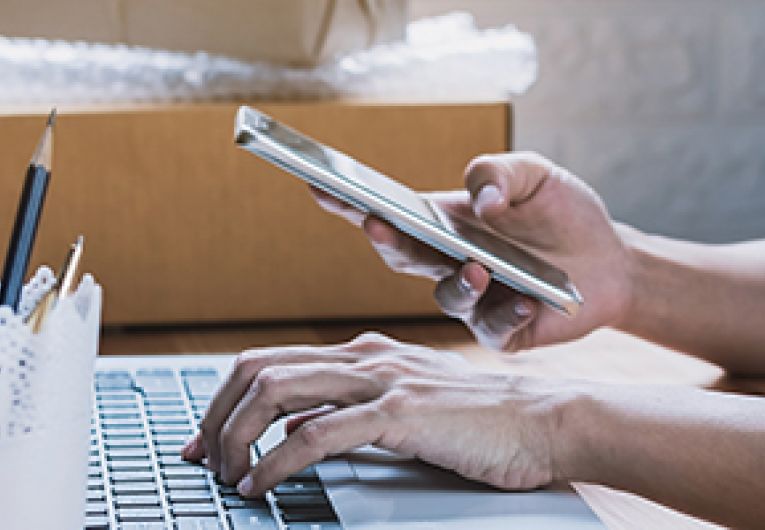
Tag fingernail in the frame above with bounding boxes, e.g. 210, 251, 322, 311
474, 184, 503, 215
514, 300, 532, 318
238, 475, 254, 496
181, 437, 198, 459
458, 274, 478, 297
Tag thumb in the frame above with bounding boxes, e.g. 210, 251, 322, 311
464, 152, 556, 234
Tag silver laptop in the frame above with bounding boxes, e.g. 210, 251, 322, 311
87, 354, 607, 529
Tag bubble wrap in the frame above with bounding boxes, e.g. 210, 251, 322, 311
0, 12, 537, 104
0, 268, 102, 530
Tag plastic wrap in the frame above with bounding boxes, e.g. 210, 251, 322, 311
0, 13, 537, 104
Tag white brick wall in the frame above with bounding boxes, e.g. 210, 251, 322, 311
412, 0, 765, 243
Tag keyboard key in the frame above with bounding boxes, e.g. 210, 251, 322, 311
85, 504, 109, 516
153, 435, 189, 445
112, 483, 159, 495
107, 449, 151, 460
105, 440, 149, 450
109, 462, 154, 473
110, 471, 156, 483
287, 522, 343, 530
182, 375, 219, 399
101, 420, 144, 430
104, 430, 147, 440
99, 412, 141, 420
144, 399, 185, 408
150, 418, 191, 427
95, 371, 134, 390
98, 401, 139, 410
97, 392, 137, 401
146, 408, 187, 416
159, 454, 189, 467
227, 507, 278, 529
117, 508, 164, 522
114, 495, 161, 508
87, 490, 106, 502
175, 518, 223, 530
275, 494, 329, 509
83, 515, 109, 529
280, 510, 337, 524
168, 489, 213, 503
120, 523, 167, 530
88, 478, 105, 490
273, 482, 323, 495
165, 478, 210, 490
162, 467, 208, 480
171, 503, 218, 517
221, 497, 270, 510
152, 428, 193, 437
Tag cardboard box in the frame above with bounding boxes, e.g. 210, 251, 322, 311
0, 0, 407, 66
0, 101, 510, 325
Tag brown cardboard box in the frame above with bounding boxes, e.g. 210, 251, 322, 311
0, 0, 407, 66
0, 101, 510, 325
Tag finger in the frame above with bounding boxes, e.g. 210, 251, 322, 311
363, 216, 457, 281
467, 285, 537, 352
285, 405, 336, 435
181, 432, 206, 462
237, 404, 385, 497
217, 364, 383, 484
464, 152, 554, 215
433, 262, 491, 318
309, 186, 367, 227
200, 346, 356, 474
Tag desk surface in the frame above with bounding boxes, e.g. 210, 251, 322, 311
102, 319, 753, 530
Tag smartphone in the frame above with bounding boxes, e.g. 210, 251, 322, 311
234, 106, 582, 316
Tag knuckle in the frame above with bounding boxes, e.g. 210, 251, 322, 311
296, 420, 329, 449
218, 424, 238, 451
252, 367, 285, 399
377, 389, 409, 417
347, 332, 396, 352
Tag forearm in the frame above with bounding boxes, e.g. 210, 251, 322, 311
557, 382, 765, 529
615, 225, 765, 374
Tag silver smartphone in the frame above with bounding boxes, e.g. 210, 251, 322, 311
235, 106, 582, 316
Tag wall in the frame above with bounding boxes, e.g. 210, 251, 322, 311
412, 0, 765, 243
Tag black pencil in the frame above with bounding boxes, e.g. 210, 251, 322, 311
0, 109, 55, 312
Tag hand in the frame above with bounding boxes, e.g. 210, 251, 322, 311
311, 152, 634, 351
181, 333, 569, 496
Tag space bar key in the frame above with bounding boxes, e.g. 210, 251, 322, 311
228, 507, 278, 529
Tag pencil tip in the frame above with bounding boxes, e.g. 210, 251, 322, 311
47, 108, 57, 127
75, 234, 84, 248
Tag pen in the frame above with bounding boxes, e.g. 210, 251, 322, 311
26, 235, 84, 333
0, 109, 55, 312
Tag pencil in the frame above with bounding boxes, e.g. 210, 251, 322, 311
0, 109, 55, 312
26, 235, 84, 333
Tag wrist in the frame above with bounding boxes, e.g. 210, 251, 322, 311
610, 223, 655, 335
549, 381, 607, 484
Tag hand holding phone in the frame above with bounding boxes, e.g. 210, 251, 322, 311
235, 107, 632, 351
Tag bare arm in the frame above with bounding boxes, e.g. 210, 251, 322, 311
560, 381, 765, 529
618, 227, 765, 375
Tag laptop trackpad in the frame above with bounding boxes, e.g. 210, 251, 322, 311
319, 447, 605, 530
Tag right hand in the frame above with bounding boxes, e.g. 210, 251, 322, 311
310, 152, 635, 351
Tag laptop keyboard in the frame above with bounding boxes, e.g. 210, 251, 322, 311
87, 367, 341, 530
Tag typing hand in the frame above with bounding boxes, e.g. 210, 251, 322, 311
310, 152, 634, 351
181, 333, 567, 496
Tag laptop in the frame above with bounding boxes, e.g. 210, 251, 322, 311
86, 354, 607, 530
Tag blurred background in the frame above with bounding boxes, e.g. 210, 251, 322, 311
414, 0, 765, 243
0, 0, 763, 333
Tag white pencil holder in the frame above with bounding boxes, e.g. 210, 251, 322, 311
0, 267, 102, 530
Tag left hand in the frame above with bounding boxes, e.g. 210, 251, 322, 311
182, 333, 571, 497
